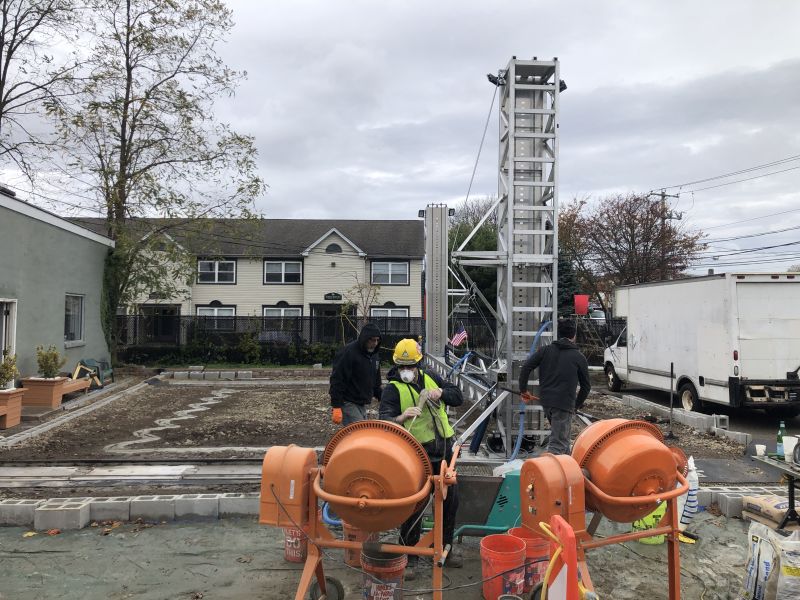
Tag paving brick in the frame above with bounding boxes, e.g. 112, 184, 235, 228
0, 499, 43, 526
90, 497, 131, 522
173, 371, 189, 380
236, 371, 253, 380
130, 495, 178, 522
219, 493, 260, 516
188, 372, 204, 380
175, 494, 219, 519
203, 371, 220, 380
34, 501, 91, 530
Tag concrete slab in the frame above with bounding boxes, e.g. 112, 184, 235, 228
696, 457, 782, 484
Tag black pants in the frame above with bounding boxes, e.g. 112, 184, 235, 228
399, 443, 459, 562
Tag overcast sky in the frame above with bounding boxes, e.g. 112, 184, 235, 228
6, 0, 800, 271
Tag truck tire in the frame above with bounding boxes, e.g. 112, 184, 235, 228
605, 364, 622, 392
679, 382, 702, 412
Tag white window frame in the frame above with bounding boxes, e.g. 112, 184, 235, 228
197, 259, 237, 284
371, 262, 409, 285
262, 307, 303, 318
370, 307, 409, 318
64, 294, 85, 347
264, 261, 303, 284
196, 305, 236, 330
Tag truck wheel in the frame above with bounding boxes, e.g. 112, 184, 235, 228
309, 576, 345, 600
679, 382, 701, 412
605, 364, 622, 392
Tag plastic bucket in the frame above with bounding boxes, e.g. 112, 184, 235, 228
360, 549, 407, 600
480, 534, 526, 600
342, 521, 377, 567
508, 527, 550, 592
283, 527, 307, 563
631, 502, 667, 545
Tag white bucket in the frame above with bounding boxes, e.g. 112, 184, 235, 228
784, 436, 798, 462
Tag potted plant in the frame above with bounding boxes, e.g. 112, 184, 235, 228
21, 345, 68, 409
0, 349, 24, 428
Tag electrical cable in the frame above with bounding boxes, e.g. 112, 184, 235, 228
682, 164, 800, 193
652, 153, 800, 191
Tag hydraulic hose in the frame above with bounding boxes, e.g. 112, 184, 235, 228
321, 502, 342, 527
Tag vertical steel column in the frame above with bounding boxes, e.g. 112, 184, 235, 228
424, 204, 450, 355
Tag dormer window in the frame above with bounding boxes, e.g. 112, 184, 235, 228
325, 243, 342, 253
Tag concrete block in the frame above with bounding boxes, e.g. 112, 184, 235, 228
236, 371, 252, 380
130, 495, 178, 522
696, 489, 712, 508
219, 492, 260, 516
714, 414, 730, 430
189, 372, 204, 380
34, 501, 91, 530
173, 371, 189, 380
220, 371, 236, 380
188, 366, 205, 372
718, 493, 744, 518
203, 371, 220, 380
0, 499, 43, 526
313, 363, 323, 369
175, 494, 219, 519
713, 427, 751, 445
90, 497, 131, 522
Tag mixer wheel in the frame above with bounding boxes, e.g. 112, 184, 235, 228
529, 582, 543, 599
309, 576, 345, 600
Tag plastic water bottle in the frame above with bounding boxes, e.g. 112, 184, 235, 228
777, 420, 786, 456
679, 456, 699, 530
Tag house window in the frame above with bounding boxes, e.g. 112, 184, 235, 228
197, 259, 236, 284
325, 243, 342, 253
264, 261, 302, 284
263, 307, 302, 318
261, 306, 301, 342
64, 294, 84, 344
197, 305, 236, 330
371, 262, 409, 285
370, 307, 409, 318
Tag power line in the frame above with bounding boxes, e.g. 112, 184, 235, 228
703, 207, 800, 230
653, 153, 800, 191
683, 164, 800, 193
705, 224, 800, 243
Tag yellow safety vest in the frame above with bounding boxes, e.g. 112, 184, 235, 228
392, 371, 455, 445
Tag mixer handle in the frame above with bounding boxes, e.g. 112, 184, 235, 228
583, 470, 689, 506
312, 470, 432, 509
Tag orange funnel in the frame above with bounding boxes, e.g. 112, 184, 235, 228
571, 419, 679, 522
320, 421, 432, 532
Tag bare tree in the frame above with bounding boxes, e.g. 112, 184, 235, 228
559, 194, 706, 310
789, 264, 800, 273
0, 0, 77, 177
341, 274, 381, 329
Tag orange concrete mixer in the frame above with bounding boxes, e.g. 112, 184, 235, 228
259, 420, 458, 600
520, 419, 689, 600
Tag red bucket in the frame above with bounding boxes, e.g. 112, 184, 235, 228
283, 526, 307, 563
361, 549, 407, 600
480, 534, 526, 600
508, 527, 550, 592
342, 521, 378, 567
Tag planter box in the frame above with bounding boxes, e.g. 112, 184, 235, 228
0, 388, 24, 428
20, 377, 66, 409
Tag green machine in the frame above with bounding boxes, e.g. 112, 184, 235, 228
453, 470, 522, 539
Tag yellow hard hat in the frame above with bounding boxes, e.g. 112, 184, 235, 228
393, 338, 423, 365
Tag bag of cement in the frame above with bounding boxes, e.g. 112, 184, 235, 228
743, 495, 800, 524
740, 521, 776, 600
763, 529, 800, 599
676, 456, 699, 531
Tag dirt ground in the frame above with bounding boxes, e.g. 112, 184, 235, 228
0, 379, 744, 462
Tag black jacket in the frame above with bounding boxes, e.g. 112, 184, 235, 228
518, 339, 591, 411
329, 323, 382, 408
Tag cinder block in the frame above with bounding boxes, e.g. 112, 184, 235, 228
130, 495, 178, 522
718, 493, 744, 518
34, 501, 91, 530
696, 489, 712, 508
219, 492, 260, 516
173, 371, 189, 380
188, 366, 205, 372
236, 371, 253, 380
0, 499, 43, 526
90, 497, 131, 522
714, 414, 730, 430
203, 371, 220, 380
220, 371, 236, 380
175, 494, 219, 519
189, 372, 204, 380
713, 427, 751, 445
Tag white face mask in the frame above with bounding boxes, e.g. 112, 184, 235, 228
399, 369, 416, 383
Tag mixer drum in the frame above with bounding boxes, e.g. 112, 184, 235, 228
322, 421, 433, 532
571, 419, 679, 523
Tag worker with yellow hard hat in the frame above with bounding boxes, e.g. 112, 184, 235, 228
379, 338, 464, 578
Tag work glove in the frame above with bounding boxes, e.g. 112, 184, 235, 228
331, 408, 343, 424
520, 391, 538, 404
401, 406, 422, 421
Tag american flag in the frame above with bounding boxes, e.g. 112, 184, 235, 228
449, 324, 468, 347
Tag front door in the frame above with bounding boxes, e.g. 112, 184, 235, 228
310, 304, 356, 344
140, 304, 181, 344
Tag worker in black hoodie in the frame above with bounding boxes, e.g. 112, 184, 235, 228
518, 319, 591, 455
329, 322, 382, 425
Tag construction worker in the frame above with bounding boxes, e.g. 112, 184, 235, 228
379, 338, 463, 578
518, 319, 591, 455
329, 322, 382, 426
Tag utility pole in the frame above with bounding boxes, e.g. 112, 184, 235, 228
647, 191, 681, 280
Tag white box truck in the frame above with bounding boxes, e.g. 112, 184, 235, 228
603, 273, 800, 416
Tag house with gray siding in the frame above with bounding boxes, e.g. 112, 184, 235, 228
0, 189, 113, 383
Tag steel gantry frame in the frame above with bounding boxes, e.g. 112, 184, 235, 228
436, 57, 562, 460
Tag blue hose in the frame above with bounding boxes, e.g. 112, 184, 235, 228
322, 502, 342, 527
508, 320, 552, 461
446, 351, 473, 379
